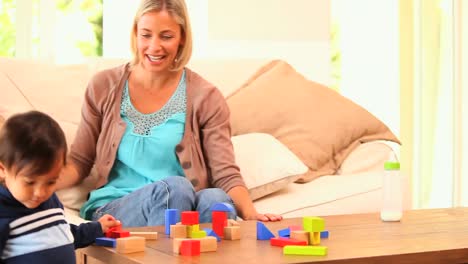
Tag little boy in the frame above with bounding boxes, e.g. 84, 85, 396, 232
0, 111, 120, 264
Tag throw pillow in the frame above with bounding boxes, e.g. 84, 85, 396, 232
227, 60, 400, 183
231, 133, 308, 200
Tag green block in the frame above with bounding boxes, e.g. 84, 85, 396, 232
283, 245, 328, 256
189, 230, 207, 238
303, 217, 325, 232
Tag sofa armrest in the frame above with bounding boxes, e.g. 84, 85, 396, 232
337, 140, 400, 175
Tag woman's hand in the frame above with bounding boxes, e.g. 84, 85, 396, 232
98, 214, 121, 233
244, 213, 283, 222
228, 186, 283, 222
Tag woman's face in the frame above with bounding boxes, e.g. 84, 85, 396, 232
136, 10, 184, 73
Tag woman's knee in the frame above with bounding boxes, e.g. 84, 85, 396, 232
161, 176, 196, 209
197, 188, 232, 205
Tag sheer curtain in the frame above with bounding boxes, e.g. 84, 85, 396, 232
402, 0, 466, 209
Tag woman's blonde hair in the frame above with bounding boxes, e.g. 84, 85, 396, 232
130, 0, 192, 71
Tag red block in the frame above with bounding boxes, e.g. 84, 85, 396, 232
105, 224, 122, 238
212, 211, 228, 237
181, 211, 199, 225
110, 230, 130, 238
180, 239, 200, 256
270, 237, 308, 247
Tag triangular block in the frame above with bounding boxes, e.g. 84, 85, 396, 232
257, 222, 275, 240
203, 228, 221, 242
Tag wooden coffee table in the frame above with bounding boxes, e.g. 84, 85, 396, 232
77, 207, 468, 264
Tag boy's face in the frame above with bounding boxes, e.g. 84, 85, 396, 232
0, 158, 63, 209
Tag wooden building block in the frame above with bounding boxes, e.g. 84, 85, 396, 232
189, 230, 207, 238
290, 231, 310, 245
203, 228, 221, 242
210, 202, 235, 212
105, 224, 122, 238
303, 217, 325, 232
320, 230, 329, 238
187, 224, 200, 233
173, 238, 190, 254
181, 211, 199, 225
110, 230, 130, 238
223, 226, 241, 240
170, 224, 187, 239
278, 227, 291, 237
116, 237, 145, 254
165, 209, 179, 235
227, 219, 240, 226
180, 240, 200, 256
283, 245, 327, 256
95, 237, 116, 247
270, 237, 308, 247
289, 225, 302, 231
196, 236, 217, 252
212, 211, 228, 237
257, 222, 275, 240
130, 231, 158, 240
310, 232, 320, 245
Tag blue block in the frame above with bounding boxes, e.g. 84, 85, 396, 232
203, 228, 221, 242
278, 227, 290, 238
210, 202, 235, 212
95, 237, 116, 247
165, 209, 179, 235
320, 230, 329, 238
256, 222, 275, 240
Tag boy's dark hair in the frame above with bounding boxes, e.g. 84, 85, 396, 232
0, 111, 67, 176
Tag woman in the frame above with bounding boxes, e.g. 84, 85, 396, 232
58, 0, 282, 226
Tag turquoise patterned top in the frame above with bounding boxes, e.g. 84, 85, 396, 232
80, 71, 187, 220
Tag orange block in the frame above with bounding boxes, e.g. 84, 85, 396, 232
116, 237, 145, 254
223, 226, 241, 240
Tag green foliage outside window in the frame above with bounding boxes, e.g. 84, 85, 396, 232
57, 0, 103, 56
0, 0, 16, 57
0, 0, 102, 58
331, 23, 341, 91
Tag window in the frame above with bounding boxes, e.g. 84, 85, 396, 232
0, 0, 102, 63
0, 0, 16, 57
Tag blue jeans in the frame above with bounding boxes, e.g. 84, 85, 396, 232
91, 176, 236, 227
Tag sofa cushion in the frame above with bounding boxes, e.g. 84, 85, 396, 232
187, 59, 270, 97
231, 133, 307, 200
337, 140, 399, 175
226, 60, 400, 183
0, 71, 34, 114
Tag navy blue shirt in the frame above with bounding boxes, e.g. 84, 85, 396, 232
0, 185, 103, 264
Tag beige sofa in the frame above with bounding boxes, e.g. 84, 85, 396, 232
0, 57, 405, 224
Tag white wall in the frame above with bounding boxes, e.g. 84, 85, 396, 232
102, 0, 331, 85
332, 0, 400, 136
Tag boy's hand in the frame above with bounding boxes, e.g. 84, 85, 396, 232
98, 214, 121, 233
